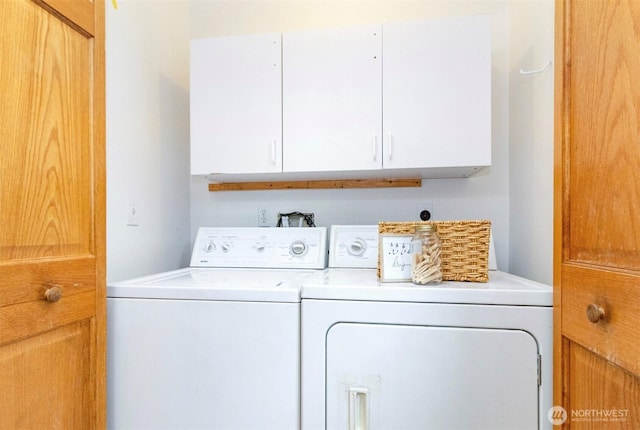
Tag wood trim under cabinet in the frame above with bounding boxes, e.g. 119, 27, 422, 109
208, 178, 422, 192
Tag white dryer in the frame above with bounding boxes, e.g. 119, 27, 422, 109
107, 227, 327, 430
301, 225, 553, 430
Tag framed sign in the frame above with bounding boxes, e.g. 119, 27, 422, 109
379, 234, 414, 282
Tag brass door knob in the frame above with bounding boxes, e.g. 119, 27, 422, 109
586, 303, 605, 323
44, 286, 63, 303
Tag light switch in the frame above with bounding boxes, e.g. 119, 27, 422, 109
127, 199, 139, 226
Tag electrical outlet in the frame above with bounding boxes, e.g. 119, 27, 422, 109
258, 207, 269, 227
127, 199, 139, 226
416, 203, 434, 221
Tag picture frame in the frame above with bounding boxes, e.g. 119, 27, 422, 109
379, 233, 414, 282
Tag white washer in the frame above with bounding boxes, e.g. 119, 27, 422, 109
301, 225, 553, 430
107, 227, 327, 430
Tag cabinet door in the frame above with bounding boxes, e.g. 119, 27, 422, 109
190, 34, 282, 175
383, 16, 491, 170
326, 323, 539, 429
283, 25, 382, 172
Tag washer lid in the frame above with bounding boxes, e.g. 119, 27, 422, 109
302, 269, 552, 306
107, 267, 317, 303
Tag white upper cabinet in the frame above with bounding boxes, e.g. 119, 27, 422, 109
382, 16, 491, 171
190, 33, 282, 175
189, 16, 491, 180
282, 25, 382, 172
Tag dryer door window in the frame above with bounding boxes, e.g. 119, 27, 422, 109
326, 323, 539, 430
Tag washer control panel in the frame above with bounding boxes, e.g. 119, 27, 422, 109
329, 225, 379, 268
190, 227, 328, 269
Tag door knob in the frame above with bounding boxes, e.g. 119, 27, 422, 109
586, 303, 605, 323
44, 285, 63, 303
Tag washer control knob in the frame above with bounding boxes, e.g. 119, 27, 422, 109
204, 242, 216, 253
348, 238, 367, 257
290, 240, 307, 256
221, 243, 231, 253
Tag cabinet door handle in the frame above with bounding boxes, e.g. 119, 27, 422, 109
372, 134, 377, 161
271, 138, 277, 165
348, 387, 369, 430
388, 133, 393, 161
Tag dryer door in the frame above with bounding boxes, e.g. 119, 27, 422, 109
326, 323, 539, 430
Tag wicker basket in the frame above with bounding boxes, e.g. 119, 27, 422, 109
378, 220, 491, 282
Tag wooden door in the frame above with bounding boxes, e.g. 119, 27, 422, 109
0, 0, 105, 429
554, 0, 640, 428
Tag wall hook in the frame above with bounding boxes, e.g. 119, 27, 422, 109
520, 60, 552, 76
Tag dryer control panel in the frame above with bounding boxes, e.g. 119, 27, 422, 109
329, 225, 379, 268
190, 227, 328, 269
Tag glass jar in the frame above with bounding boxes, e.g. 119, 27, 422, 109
411, 224, 442, 285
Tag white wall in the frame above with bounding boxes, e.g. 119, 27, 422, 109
106, 1, 192, 282
105, 0, 555, 285
508, 0, 554, 284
